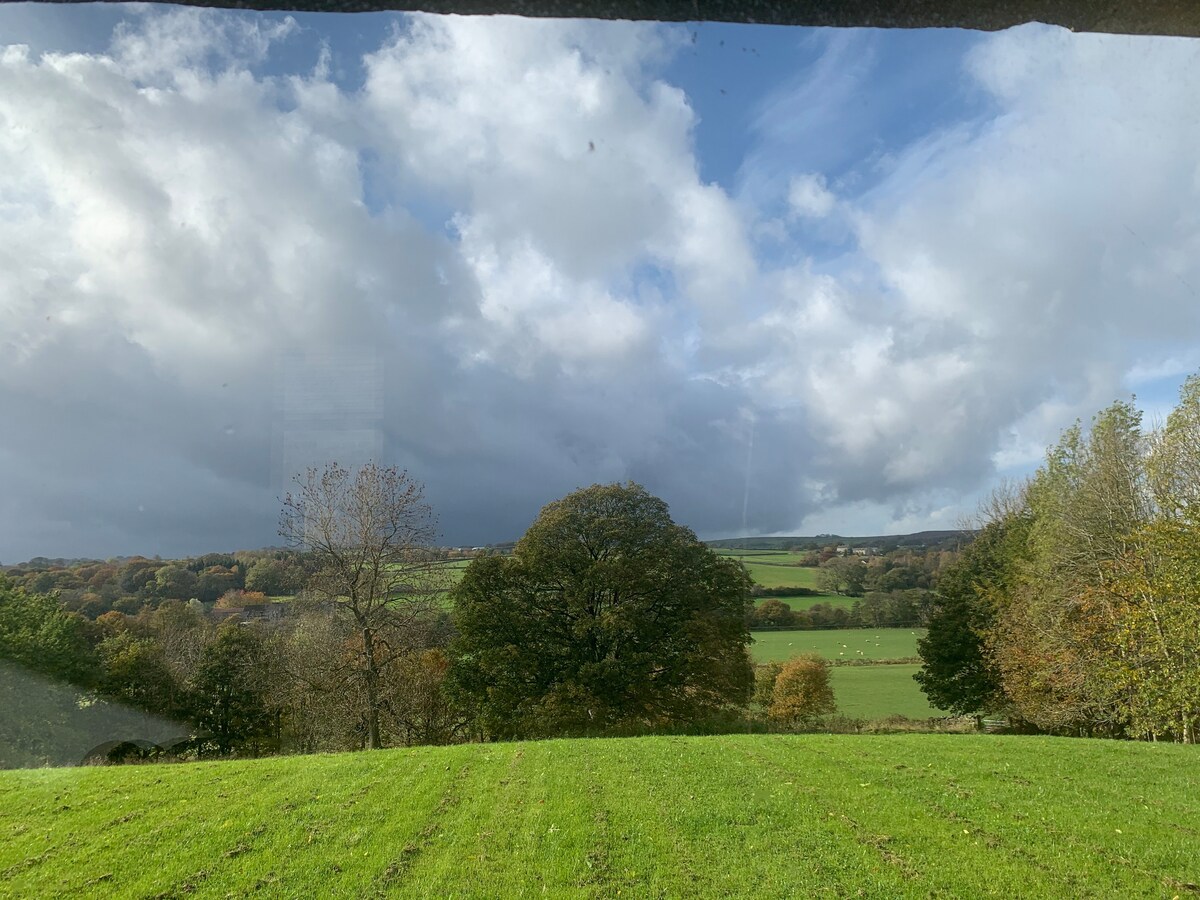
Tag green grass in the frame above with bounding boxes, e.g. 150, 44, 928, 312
749, 630, 930, 720
739, 560, 823, 590
830, 665, 944, 719
762, 593, 857, 611
433, 558, 471, 585
714, 549, 794, 558
718, 553, 825, 591
1, 735, 1197, 898
750, 628, 922, 663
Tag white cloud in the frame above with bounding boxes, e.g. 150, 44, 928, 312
1, 12, 1198, 558
787, 173, 836, 218
0, 9, 800, 558
742, 24, 1200, 509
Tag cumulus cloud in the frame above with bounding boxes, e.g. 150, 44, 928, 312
0, 11, 1197, 559
0, 9, 794, 558
787, 173, 836, 219
745, 24, 1200, 518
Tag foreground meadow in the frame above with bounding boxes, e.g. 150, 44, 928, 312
1, 734, 1196, 898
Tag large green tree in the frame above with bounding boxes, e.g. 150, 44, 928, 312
449, 483, 754, 738
0, 577, 98, 686
992, 402, 1150, 736
915, 515, 1024, 719
189, 623, 277, 755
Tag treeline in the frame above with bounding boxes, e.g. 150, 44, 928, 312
0, 576, 461, 761
917, 375, 1200, 743
709, 531, 968, 552
2, 476, 864, 765
751, 590, 935, 630
812, 551, 953, 597
3, 551, 313, 619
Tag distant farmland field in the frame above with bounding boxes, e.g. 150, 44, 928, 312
769, 593, 858, 611
734, 559, 824, 590
717, 553, 849, 606
750, 628, 922, 663
2, 734, 1196, 898
751, 629, 932, 719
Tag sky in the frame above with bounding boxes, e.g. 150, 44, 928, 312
1, 4, 1198, 561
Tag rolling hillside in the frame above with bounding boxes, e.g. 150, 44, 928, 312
1, 734, 1196, 898
708, 531, 971, 551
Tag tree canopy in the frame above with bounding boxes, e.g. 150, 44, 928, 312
449, 483, 754, 738
916, 375, 1200, 742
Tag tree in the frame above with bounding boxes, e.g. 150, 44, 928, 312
751, 598, 796, 628
1104, 519, 1200, 743
195, 566, 240, 604
768, 655, 836, 725
384, 649, 469, 747
153, 564, 198, 601
244, 556, 306, 596
97, 631, 184, 717
992, 402, 1150, 736
0, 577, 99, 687
190, 623, 277, 755
915, 516, 1023, 719
449, 483, 754, 738
817, 557, 866, 596
279, 462, 445, 750
753, 662, 782, 710
118, 559, 161, 597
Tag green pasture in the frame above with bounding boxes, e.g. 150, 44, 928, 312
2, 734, 1196, 898
829, 665, 944, 720
762, 593, 856, 611
736, 560, 823, 590
750, 628, 922, 663
713, 549, 794, 558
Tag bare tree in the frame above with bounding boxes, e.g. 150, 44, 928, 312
279, 463, 447, 749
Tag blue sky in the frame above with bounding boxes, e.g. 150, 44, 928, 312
0, 5, 1197, 559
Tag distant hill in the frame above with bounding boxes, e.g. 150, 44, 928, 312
707, 530, 973, 552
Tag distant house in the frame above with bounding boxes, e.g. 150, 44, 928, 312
835, 545, 850, 555
851, 547, 880, 557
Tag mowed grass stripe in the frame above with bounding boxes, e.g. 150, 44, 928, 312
0, 751, 467, 898
840, 736, 1200, 892
398, 742, 604, 896
842, 736, 1200, 884
724, 735, 1192, 898
738, 736, 1098, 896
581, 736, 914, 897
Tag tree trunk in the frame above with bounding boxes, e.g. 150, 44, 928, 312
362, 625, 382, 749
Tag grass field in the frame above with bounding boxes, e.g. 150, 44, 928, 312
749, 630, 931, 719
435, 558, 471, 584
750, 628, 922, 663
739, 560, 823, 590
722, 554, 849, 607
766, 593, 857, 611
829, 665, 943, 719
714, 549, 795, 557
1, 734, 1196, 898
